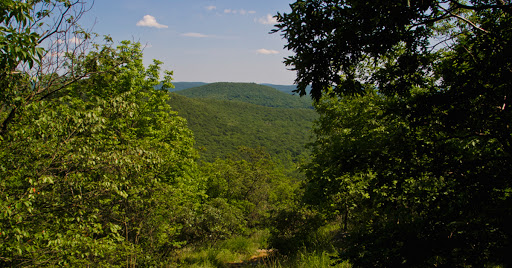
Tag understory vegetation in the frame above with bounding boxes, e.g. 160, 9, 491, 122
1, 0, 511, 267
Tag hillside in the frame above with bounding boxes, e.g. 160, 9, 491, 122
174, 82, 313, 109
169, 82, 208, 91
168, 82, 312, 96
261, 83, 312, 95
167, 93, 316, 162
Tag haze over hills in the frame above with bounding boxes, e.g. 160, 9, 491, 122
166, 82, 317, 162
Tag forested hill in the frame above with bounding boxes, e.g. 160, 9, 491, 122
167, 92, 317, 162
260, 83, 312, 95
174, 82, 313, 109
168, 82, 208, 92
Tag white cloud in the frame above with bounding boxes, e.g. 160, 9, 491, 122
136, 15, 168, 29
55, 37, 82, 45
256, 48, 279, 55
69, 37, 82, 44
257, 14, 278, 25
205, 5, 216, 11
181, 32, 210, 38
46, 51, 66, 58
223, 8, 255, 15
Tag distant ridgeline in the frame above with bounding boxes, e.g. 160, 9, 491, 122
165, 82, 208, 92
166, 82, 317, 162
165, 82, 312, 96
174, 82, 313, 109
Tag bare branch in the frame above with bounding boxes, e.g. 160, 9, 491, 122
37, 4, 72, 45
448, 0, 512, 14
438, 4, 490, 34
0, 0, 98, 137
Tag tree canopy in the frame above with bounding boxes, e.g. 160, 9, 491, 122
168, 89, 316, 162
0, 1, 202, 266
274, 0, 512, 101
275, 0, 512, 266
175, 82, 313, 109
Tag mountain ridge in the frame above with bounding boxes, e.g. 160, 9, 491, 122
166, 82, 317, 162
173, 82, 313, 109
169, 82, 311, 96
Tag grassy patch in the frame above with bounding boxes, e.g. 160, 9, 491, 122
173, 230, 268, 267
171, 228, 351, 268
265, 249, 351, 268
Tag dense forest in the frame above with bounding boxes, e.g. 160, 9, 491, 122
174, 82, 313, 109
169, 83, 316, 162
1, 0, 511, 267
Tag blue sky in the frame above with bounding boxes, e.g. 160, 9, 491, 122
84, 0, 296, 84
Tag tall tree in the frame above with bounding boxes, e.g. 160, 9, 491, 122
275, 0, 512, 266
0, 1, 202, 266
0, 38, 202, 267
1, 0, 107, 136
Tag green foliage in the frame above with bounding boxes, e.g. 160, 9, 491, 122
174, 231, 270, 267
175, 82, 313, 109
0, 1, 317, 266
261, 83, 312, 95
304, 91, 512, 266
276, 0, 512, 266
273, 0, 438, 100
270, 249, 351, 268
168, 92, 316, 162
182, 147, 300, 242
0, 38, 202, 266
168, 82, 310, 96
0, 0, 94, 136
268, 205, 325, 256
0, 0, 44, 71
160, 82, 208, 92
